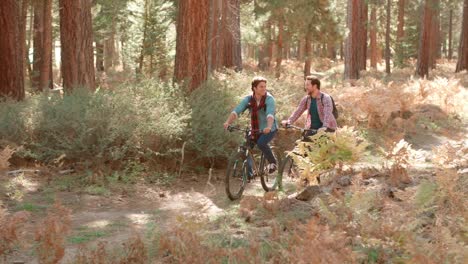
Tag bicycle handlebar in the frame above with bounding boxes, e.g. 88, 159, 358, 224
227, 125, 262, 134
283, 124, 317, 133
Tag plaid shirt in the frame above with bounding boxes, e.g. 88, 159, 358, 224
287, 92, 337, 130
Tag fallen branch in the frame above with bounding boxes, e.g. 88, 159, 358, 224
7, 169, 41, 176
177, 142, 186, 178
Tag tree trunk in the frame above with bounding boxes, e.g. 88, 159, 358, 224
96, 41, 104, 72
304, 30, 312, 77
395, 0, 405, 66
59, 0, 95, 91
32, 0, 44, 90
208, 0, 241, 72
275, 19, 284, 78
448, 9, 453, 60
328, 40, 336, 60
39, 0, 52, 91
174, 0, 209, 91
104, 37, 115, 71
340, 41, 344, 60
138, 0, 149, 75
359, 2, 368, 71
0, 0, 25, 100
26, 3, 34, 82
456, 0, 468, 72
232, 0, 242, 71
416, 0, 434, 78
344, 0, 361, 80
266, 20, 273, 68
219, 0, 242, 71
370, 6, 377, 69
207, 0, 215, 73
298, 39, 305, 60
19, 0, 29, 87
429, 0, 440, 69
397, 0, 405, 42
385, 0, 391, 74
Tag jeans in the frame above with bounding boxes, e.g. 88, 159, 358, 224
247, 130, 277, 177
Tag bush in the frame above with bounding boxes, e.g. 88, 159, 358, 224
0, 99, 30, 145
288, 127, 368, 183
25, 88, 137, 163
189, 78, 244, 162
5, 80, 190, 166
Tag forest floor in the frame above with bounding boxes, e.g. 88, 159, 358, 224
1, 124, 466, 263
1, 61, 467, 263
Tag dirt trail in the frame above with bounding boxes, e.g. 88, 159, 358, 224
1, 130, 466, 263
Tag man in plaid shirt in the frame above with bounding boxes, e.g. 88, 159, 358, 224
223, 76, 278, 174
281, 76, 337, 138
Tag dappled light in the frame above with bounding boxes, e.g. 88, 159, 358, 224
1, 0, 467, 263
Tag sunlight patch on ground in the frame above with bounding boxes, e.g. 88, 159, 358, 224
126, 213, 152, 225
160, 191, 224, 218
85, 219, 111, 228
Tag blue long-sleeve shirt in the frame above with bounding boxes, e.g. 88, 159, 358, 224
231, 93, 278, 131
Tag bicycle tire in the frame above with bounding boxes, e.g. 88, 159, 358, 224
260, 149, 281, 192
277, 156, 302, 190
225, 151, 248, 200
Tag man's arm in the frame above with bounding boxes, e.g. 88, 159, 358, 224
224, 96, 249, 130
283, 96, 308, 126
264, 96, 275, 133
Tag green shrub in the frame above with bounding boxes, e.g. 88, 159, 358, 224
189, 78, 245, 161
8, 79, 190, 166
24, 88, 138, 163
288, 126, 368, 182
0, 99, 30, 145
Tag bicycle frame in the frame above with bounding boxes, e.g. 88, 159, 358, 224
231, 126, 266, 180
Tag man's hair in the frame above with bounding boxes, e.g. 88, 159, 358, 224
251, 76, 267, 91
305, 76, 321, 90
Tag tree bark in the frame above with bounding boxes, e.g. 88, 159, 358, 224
32, 0, 44, 90
232, 0, 242, 71
0, 0, 25, 100
344, 0, 361, 80
416, 0, 434, 78
174, 0, 209, 91
429, 0, 440, 69
456, 0, 468, 72
39, 0, 53, 90
298, 39, 305, 60
26, 2, 34, 82
19, 0, 29, 87
397, 0, 405, 42
448, 9, 453, 60
370, 6, 377, 69
96, 41, 104, 72
138, 0, 150, 75
59, 0, 95, 91
275, 18, 284, 78
359, 2, 368, 71
385, 0, 391, 74
304, 30, 312, 77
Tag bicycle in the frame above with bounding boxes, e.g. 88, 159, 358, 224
277, 124, 318, 187
225, 125, 280, 200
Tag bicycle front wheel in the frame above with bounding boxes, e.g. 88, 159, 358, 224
277, 156, 302, 191
225, 151, 248, 200
260, 149, 281, 192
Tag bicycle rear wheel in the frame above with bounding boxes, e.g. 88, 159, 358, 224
225, 151, 248, 200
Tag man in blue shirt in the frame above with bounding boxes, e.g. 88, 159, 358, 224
223, 76, 278, 174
